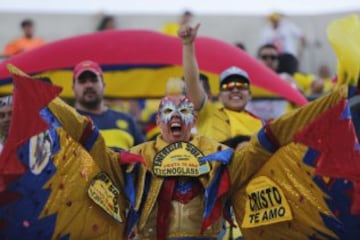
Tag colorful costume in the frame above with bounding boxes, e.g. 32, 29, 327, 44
0, 64, 359, 240
1, 15, 360, 240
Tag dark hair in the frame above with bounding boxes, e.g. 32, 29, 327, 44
97, 16, 114, 31
257, 43, 278, 57
183, 10, 193, 17
21, 19, 33, 28
234, 42, 246, 51
277, 53, 298, 75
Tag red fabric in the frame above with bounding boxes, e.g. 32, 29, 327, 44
352, 180, 360, 214
157, 178, 176, 240
0, 74, 61, 191
118, 151, 145, 165
78, 117, 95, 146
173, 180, 203, 204
201, 168, 231, 233
0, 30, 307, 106
265, 124, 280, 149
295, 99, 360, 214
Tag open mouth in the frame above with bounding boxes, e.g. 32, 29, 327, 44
229, 94, 243, 101
170, 122, 182, 137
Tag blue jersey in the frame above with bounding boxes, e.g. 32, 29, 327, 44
77, 109, 144, 150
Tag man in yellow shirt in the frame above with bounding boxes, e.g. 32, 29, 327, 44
180, 23, 264, 240
180, 24, 264, 149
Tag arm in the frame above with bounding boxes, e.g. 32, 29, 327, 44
179, 24, 206, 110
48, 98, 91, 141
229, 85, 350, 187
47, 98, 126, 186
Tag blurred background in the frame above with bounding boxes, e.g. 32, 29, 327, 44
0, 0, 359, 74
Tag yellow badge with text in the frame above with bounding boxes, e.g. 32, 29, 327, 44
88, 172, 123, 223
153, 142, 210, 177
241, 176, 292, 228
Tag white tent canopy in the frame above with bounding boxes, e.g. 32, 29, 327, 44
1, 0, 360, 15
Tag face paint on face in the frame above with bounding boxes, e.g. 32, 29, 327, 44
159, 96, 194, 125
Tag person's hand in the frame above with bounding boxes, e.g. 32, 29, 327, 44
178, 23, 200, 45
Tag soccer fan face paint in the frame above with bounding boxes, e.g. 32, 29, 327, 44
157, 95, 196, 143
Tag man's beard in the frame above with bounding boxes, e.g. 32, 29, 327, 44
80, 97, 102, 110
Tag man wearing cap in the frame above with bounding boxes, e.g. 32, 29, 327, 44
180, 25, 263, 149
180, 24, 264, 240
72, 60, 144, 151
0, 96, 13, 153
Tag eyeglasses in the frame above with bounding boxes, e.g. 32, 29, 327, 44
220, 81, 249, 91
260, 54, 278, 61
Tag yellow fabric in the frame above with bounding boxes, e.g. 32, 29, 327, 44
40, 128, 126, 239
141, 99, 160, 122
48, 97, 125, 188
241, 176, 293, 228
293, 72, 314, 95
322, 78, 334, 93
221, 107, 263, 239
46, 82, 350, 239
196, 101, 263, 142
128, 134, 280, 239
224, 109, 263, 137
100, 128, 134, 149
0, 67, 283, 99
230, 86, 349, 240
233, 144, 336, 240
327, 14, 360, 88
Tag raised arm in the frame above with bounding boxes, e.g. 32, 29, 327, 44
179, 24, 206, 110
229, 85, 350, 187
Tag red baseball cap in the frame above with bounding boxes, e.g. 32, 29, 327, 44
73, 60, 103, 80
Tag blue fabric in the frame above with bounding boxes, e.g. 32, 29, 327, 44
199, 148, 233, 164
125, 171, 151, 236
203, 166, 224, 218
175, 178, 197, 195
0, 130, 59, 239
82, 125, 100, 151
340, 102, 352, 120
302, 148, 360, 240
302, 148, 319, 167
348, 85, 357, 99
124, 163, 139, 207
257, 127, 278, 153
0, 78, 13, 86
40, 107, 62, 128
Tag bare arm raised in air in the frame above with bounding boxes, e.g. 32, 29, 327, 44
179, 24, 206, 110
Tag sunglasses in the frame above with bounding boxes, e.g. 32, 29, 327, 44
220, 81, 249, 91
260, 54, 278, 61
